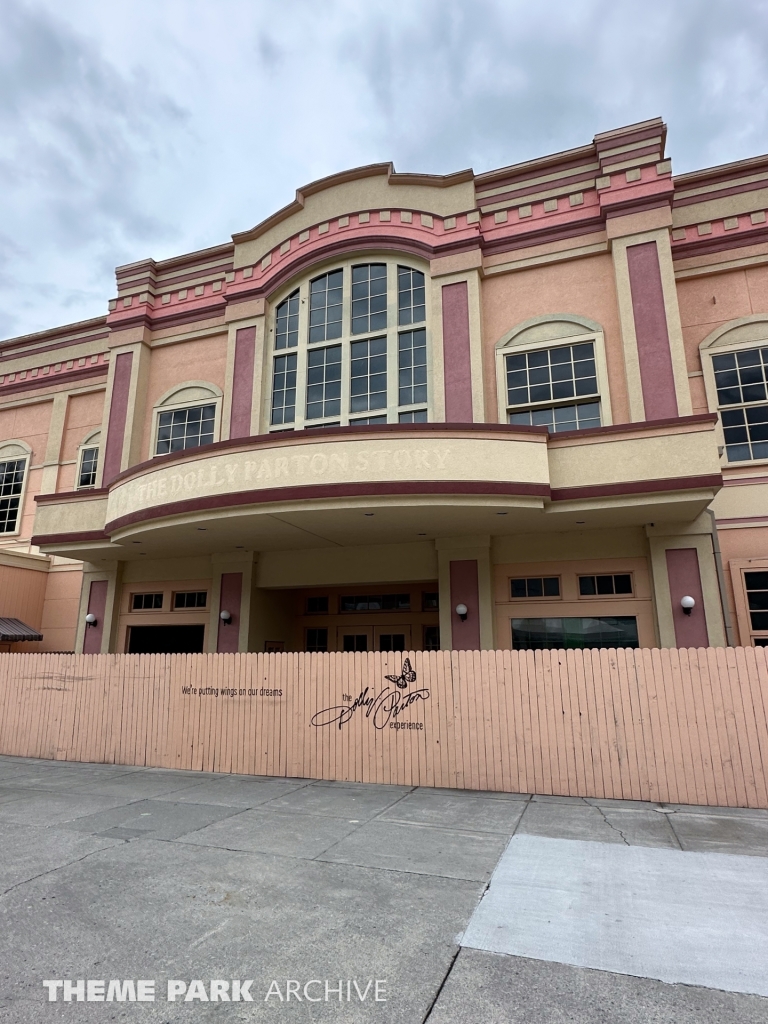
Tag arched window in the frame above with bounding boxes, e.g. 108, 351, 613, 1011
0, 441, 31, 535
700, 316, 768, 464
76, 430, 101, 489
267, 257, 429, 431
495, 315, 612, 432
151, 383, 223, 457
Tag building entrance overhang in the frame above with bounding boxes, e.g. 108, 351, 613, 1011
31, 418, 722, 562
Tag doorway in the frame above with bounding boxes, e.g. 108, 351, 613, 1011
127, 624, 205, 653
337, 626, 411, 652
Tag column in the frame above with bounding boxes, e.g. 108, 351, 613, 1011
436, 537, 494, 650
647, 517, 726, 647
208, 552, 256, 652
75, 562, 123, 653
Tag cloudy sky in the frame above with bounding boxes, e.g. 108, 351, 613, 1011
1, 0, 767, 340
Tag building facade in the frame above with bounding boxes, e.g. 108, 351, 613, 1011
1, 117, 767, 655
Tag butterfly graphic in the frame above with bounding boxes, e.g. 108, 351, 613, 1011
385, 658, 417, 690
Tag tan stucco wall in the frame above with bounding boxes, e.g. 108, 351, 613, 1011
138, 333, 228, 460
480, 251, 631, 425
56, 390, 105, 492
106, 433, 550, 528
0, 399, 53, 539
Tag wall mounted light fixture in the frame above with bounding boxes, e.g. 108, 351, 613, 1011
219, 610, 232, 624
85, 613, 97, 628
681, 596, 695, 616
455, 603, 468, 622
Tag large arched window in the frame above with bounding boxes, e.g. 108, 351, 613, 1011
495, 315, 612, 432
267, 257, 429, 431
151, 383, 223, 457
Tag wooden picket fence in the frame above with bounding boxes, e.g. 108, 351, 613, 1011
0, 647, 767, 807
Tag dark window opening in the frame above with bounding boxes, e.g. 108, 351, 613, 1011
339, 594, 410, 612
132, 593, 163, 610
343, 634, 368, 652
745, 571, 768, 632
78, 447, 99, 488
306, 596, 329, 614
379, 633, 406, 652
579, 574, 633, 596
306, 628, 328, 652
127, 625, 205, 654
423, 625, 440, 650
510, 577, 560, 599
174, 591, 207, 609
422, 592, 439, 611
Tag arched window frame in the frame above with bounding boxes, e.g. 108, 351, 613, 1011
75, 430, 101, 490
494, 315, 613, 430
0, 439, 32, 537
263, 253, 431, 433
700, 315, 768, 467
149, 382, 224, 460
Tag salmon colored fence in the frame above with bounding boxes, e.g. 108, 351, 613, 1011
1, 647, 767, 808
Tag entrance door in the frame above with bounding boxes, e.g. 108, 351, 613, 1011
337, 626, 412, 652
127, 624, 205, 653
338, 627, 372, 652
375, 626, 411, 652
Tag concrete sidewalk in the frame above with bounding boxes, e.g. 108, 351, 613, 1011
0, 754, 766, 1021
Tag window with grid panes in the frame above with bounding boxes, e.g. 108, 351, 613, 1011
77, 447, 99, 488
505, 342, 601, 432
275, 290, 299, 349
309, 270, 343, 343
351, 264, 387, 334
306, 345, 342, 419
350, 337, 387, 413
744, 571, 768, 638
269, 259, 429, 430
271, 353, 297, 425
712, 348, 768, 462
156, 405, 215, 455
0, 458, 25, 533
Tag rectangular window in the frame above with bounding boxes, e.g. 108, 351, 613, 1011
398, 266, 426, 326
351, 264, 387, 334
309, 270, 343, 343
132, 593, 163, 610
422, 592, 439, 611
714, 348, 768, 461
398, 328, 427, 407
271, 353, 297, 426
156, 404, 216, 455
0, 458, 26, 534
423, 624, 440, 650
339, 594, 410, 612
510, 577, 560, 599
509, 402, 601, 432
343, 634, 368, 651
174, 591, 207, 609
745, 571, 768, 632
78, 447, 99, 488
306, 627, 328, 652
505, 342, 600, 433
275, 289, 299, 349
350, 415, 387, 425
350, 337, 387, 413
306, 345, 342, 419
579, 574, 633, 596
306, 596, 329, 614
379, 633, 406, 652
399, 409, 428, 423
511, 616, 639, 650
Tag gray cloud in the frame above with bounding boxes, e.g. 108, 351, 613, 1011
1, 0, 767, 340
